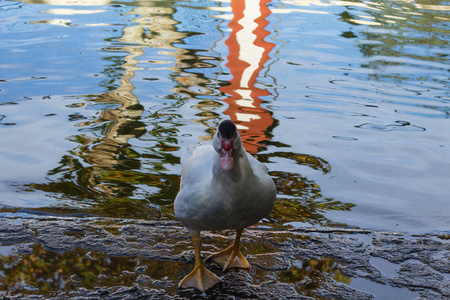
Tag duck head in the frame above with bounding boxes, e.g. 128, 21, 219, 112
213, 120, 241, 172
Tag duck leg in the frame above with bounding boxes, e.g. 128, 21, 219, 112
179, 234, 221, 291
207, 228, 250, 271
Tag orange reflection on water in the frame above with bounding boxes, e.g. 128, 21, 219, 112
221, 0, 275, 154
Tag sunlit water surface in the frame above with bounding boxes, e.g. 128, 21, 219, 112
0, 0, 449, 234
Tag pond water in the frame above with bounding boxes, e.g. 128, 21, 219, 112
0, 0, 449, 234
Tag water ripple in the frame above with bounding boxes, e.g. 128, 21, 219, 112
355, 120, 426, 132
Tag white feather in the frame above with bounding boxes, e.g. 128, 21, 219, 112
174, 128, 276, 236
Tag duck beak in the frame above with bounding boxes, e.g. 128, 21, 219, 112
220, 138, 235, 172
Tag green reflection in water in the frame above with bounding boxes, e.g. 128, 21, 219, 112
279, 258, 351, 293
0, 240, 349, 297
339, 0, 449, 83
259, 152, 355, 227
18, 0, 355, 230
28, 147, 354, 228
271, 170, 355, 227
0, 244, 183, 295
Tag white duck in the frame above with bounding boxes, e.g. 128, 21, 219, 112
174, 119, 277, 291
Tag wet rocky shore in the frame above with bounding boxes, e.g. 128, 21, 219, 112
0, 213, 448, 299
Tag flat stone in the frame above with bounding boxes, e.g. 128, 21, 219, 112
0, 214, 448, 299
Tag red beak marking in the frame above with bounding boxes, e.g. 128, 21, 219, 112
220, 138, 235, 172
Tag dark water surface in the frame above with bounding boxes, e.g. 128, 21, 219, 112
0, 0, 449, 233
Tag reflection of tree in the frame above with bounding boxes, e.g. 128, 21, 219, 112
27, 3, 198, 218
271, 172, 355, 226
0, 244, 130, 293
0, 244, 182, 294
339, 0, 448, 83
256, 152, 355, 227
25, 1, 247, 219
279, 257, 351, 294
22, 1, 354, 227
